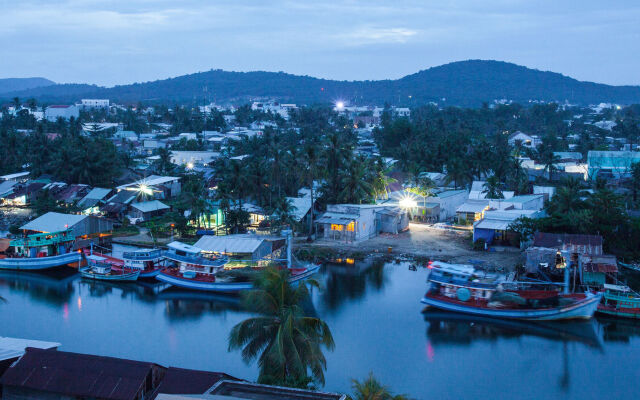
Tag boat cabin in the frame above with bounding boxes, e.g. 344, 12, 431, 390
165, 241, 225, 275
427, 261, 501, 302
86, 255, 112, 274
8, 230, 75, 258
123, 248, 163, 270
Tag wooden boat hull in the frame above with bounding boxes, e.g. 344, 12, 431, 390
156, 264, 320, 293
138, 268, 161, 279
597, 303, 640, 319
420, 292, 602, 321
0, 252, 82, 271
79, 268, 140, 282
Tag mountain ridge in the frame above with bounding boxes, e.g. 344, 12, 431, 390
0, 77, 56, 95
2, 60, 639, 106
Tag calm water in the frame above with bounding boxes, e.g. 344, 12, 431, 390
1, 259, 639, 399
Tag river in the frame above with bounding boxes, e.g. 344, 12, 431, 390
0, 258, 639, 399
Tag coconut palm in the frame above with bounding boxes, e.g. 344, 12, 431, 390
351, 372, 411, 400
302, 144, 320, 236
339, 157, 373, 204
482, 175, 504, 199
228, 267, 334, 387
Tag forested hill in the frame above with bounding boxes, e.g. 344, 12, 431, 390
3, 60, 640, 106
0, 77, 55, 94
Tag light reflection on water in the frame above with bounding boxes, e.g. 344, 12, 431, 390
0, 260, 639, 399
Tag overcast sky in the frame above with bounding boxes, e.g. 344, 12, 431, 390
1, 0, 639, 87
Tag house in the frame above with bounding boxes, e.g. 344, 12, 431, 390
315, 204, 408, 242
80, 99, 109, 108
533, 186, 556, 201
0, 172, 29, 182
508, 131, 541, 148
456, 200, 490, 224
0, 180, 18, 200
580, 254, 618, 286
587, 151, 640, 180
553, 152, 583, 162
417, 172, 448, 187
129, 200, 170, 221
20, 212, 114, 243
117, 175, 181, 199
77, 188, 113, 214
101, 189, 138, 218
1, 182, 46, 206
193, 234, 283, 264
285, 188, 315, 225
45, 105, 79, 121
170, 151, 220, 167
178, 132, 198, 141
473, 209, 543, 245
156, 380, 346, 400
50, 184, 91, 205
113, 130, 138, 141
0, 337, 60, 378
0, 347, 166, 400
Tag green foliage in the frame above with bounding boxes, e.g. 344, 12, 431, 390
351, 372, 412, 400
228, 267, 334, 387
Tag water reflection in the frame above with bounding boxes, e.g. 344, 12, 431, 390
598, 316, 640, 343
423, 310, 602, 348
321, 258, 389, 310
0, 268, 78, 305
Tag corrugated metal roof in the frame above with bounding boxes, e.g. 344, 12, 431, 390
286, 196, 312, 221
457, 201, 488, 213
195, 235, 266, 254
81, 188, 112, 201
0, 348, 161, 400
533, 232, 603, 248
117, 175, 179, 190
20, 212, 87, 233
475, 219, 511, 230
153, 367, 235, 396
0, 337, 60, 362
131, 200, 169, 213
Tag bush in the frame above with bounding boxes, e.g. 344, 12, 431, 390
473, 238, 486, 251
8, 224, 21, 235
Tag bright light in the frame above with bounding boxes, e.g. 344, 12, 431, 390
616, 105, 622, 110
138, 184, 153, 196
399, 195, 417, 209
336, 101, 345, 110
186, 162, 194, 169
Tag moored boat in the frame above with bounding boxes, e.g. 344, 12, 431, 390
121, 248, 165, 278
0, 230, 81, 271
80, 255, 140, 282
420, 261, 601, 321
157, 231, 319, 293
597, 284, 640, 319
618, 261, 640, 274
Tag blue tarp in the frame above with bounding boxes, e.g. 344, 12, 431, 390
474, 228, 495, 244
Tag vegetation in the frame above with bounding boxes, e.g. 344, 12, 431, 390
3, 60, 640, 106
228, 267, 334, 388
351, 372, 412, 400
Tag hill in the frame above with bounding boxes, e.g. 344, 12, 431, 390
3, 60, 640, 106
0, 77, 55, 95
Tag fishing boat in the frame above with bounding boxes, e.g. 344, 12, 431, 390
79, 255, 140, 282
156, 231, 320, 293
0, 230, 81, 271
618, 261, 640, 274
596, 284, 640, 319
121, 248, 165, 278
420, 261, 601, 321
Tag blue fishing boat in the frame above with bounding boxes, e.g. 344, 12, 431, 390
420, 261, 601, 321
122, 248, 165, 278
618, 261, 640, 274
0, 230, 81, 271
157, 231, 319, 292
80, 255, 140, 282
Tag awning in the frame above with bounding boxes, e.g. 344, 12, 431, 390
475, 219, 511, 231
315, 216, 355, 225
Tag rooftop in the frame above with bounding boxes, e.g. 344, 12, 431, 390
0, 337, 60, 362
195, 235, 268, 254
131, 200, 170, 213
20, 212, 87, 233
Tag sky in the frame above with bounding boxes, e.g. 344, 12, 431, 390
1, 0, 639, 87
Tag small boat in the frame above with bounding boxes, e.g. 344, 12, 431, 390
420, 261, 601, 321
618, 261, 640, 274
597, 284, 640, 319
80, 255, 140, 282
0, 230, 81, 270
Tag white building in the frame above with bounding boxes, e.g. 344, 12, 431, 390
45, 105, 79, 121
170, 151, 220, 167
80, 99, 110, 108
316, 204, 409, 242
508, 131, 541, 149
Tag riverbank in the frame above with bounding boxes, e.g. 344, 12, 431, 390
296, 223, 522, 270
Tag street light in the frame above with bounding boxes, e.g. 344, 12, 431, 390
399, 195, 417, 209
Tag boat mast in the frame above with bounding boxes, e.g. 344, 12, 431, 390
562, 250, 570, 294
283, 229, 292, 269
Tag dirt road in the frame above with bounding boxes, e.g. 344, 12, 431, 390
301, 223, 522, 269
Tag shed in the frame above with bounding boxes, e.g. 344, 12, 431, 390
20, 212, 114, 238
130, 200, 170, 221
194, 235, 274, 262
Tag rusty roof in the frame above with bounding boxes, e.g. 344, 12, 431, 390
580, 254, 618, 273
0, 347, 164, 400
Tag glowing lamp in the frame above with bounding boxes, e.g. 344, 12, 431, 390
399, 196, 417, 209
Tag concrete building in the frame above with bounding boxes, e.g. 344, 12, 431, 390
170, 151, 220, 167
316, 204, 408, 242
80, 99, 110, 108
587, 151, 640, 180
45, 105, 79, 121
508, 131, 541, 148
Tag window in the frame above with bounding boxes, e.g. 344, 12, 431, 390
331, 224, 343, 231
347, 222, 355, 232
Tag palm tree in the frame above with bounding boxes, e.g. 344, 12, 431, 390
302, 144, 320, 237
272, 197, 297, 232
482, 175, 504, 199
228, 268, 334, 387
156, 147, 174, 175
339, 157, 373, 204
537, 148, 560, 181
351, 372, 411, 400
